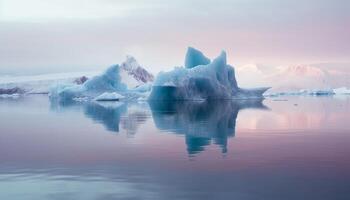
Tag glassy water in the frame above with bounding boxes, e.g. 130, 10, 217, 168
0, 95, 349, 200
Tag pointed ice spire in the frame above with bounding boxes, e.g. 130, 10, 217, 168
210, 50, 227, 74
184, 47, 211, 69
212, 51, 227, 66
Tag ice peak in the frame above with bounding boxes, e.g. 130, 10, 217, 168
120, 55, 154, 84
126, 55, 137, 62
211, 51, 227, 68
150, 47, 269, 100
122, 55, 139, 71
185, 47, 211, 68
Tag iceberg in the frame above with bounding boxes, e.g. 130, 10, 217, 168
49, 56, 154, 101
185, 47, 211, 69
265, 89, 336, 97
333, 87, 350, 95
307, 89, 335, 96
49, 65, 127, 100
149, 47, 269, 100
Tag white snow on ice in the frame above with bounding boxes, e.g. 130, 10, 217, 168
94, 92, 125, 101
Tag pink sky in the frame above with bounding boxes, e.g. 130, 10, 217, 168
0, 0, 349, 74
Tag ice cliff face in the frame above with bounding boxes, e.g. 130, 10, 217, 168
149, 47, 269, 100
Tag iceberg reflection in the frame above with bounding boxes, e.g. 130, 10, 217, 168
51, 98, 268, 154
149, 100, 268, 155
84, 102, 127, 132
50, 100, 149, 135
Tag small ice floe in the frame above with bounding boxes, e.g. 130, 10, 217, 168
333, 87, 350, 95
308, 89, 335, 96
94, 92, 125, 101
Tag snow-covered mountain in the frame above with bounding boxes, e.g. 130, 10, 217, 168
268, 65, 331, 92
236, 63, 350, 93
283, 65, 326, 77
0, 72, 99, 95
0, 56, 154, 96
119, 56, 154, 89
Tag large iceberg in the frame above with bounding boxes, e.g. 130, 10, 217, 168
49, 56, 154, 101
185, 47, 211, 69
149, 47, 269, 100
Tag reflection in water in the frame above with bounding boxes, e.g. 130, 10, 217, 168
84, 102, 127, 132
149, 100, 268, 155
50, 100, 149, 135
51, 99, 268, 155
2, 96, 350, 199
120, 108, 149, 136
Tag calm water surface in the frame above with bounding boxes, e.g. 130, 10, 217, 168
0, 95, 349, 200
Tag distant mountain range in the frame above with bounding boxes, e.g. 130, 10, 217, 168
236, 63, 350, 93
0, 56, 154, 95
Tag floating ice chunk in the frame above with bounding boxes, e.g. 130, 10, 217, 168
49, 83, 83, 100
264, 88, 339, 97
333, 87, 350, 95
185, 47, 211, 68
49, 56, 154, 101
49, 65, 127, 100
94, 92, 125, 101
149, 47, 269, 100
308, 89, 335, 96
84, 65, 127, 92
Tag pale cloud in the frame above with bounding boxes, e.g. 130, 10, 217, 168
0, 0, 160, 22
0, 0, 349, 74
